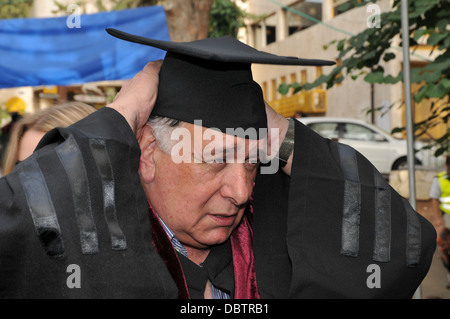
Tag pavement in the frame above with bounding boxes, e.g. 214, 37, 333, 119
416, 200, 450, 299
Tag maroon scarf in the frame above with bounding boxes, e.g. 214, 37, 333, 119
149, 205, 260, 299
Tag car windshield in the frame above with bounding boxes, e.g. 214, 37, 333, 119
307, 121, 396, 142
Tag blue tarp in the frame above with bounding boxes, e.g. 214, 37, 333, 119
0, 6, 170, 88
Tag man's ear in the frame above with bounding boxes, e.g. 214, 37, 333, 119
138, 123, 157, 184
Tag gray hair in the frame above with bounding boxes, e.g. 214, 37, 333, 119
147, 115, 183, 153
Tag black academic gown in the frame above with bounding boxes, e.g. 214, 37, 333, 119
0, 107, 436, 298
0, 108, 177, 298
253, 120, 436, 298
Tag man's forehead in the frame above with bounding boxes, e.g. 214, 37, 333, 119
165, 120, 276, 166
186, 122, 264, 147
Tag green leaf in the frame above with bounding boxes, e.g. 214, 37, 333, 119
413, 28, 428, 41
337, 39, 346, 51
443, 36, 450, 49
436, 19, 449, 31
291, 82, 302, 94
414, 83, 433, 103
435, 147, 448, 157
422, 69, 443, 83
383, 73, 402, 84
415, 0, 440, 15
364, 71, 385, 84
427, 32, 447, 46
426, 83, 448, 99
278, 82, 290, 96
440, 78, 450, 89
391, 127, 404, 134
350, 71, 365, 81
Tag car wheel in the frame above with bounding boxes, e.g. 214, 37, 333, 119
392, 157, 421, 170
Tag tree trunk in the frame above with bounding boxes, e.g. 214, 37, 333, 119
164, 0, 214, 42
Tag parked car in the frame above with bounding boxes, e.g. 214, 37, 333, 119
296, 117, 420, 178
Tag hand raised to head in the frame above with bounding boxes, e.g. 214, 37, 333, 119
107, 60, 163, 140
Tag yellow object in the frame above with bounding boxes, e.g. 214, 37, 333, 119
269, 89, 328, 118
438, 171, 450, 214
42, 86, 58, 95
5, 97, 26, 115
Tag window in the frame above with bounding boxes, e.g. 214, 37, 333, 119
286, 0, 322, 35
342, 123, 386, 142
308, 122, 339, 139
307, 121, 387, 142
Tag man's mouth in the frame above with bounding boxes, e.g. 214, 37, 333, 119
208, 213, 238, 226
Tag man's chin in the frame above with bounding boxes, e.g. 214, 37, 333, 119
196, 230, 234, 248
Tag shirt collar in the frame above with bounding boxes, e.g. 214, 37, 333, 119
157, 215, 188, 257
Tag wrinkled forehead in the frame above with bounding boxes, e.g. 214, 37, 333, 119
167, 122, 264, 163
188, 122, 262, 151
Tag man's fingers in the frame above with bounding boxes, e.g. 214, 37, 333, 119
142, 60, 163, 75
112, 60, 162, 103
108, 60, 163, 135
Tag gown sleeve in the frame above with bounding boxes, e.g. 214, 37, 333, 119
253, 120, 436, 299
0, 107, 177, 298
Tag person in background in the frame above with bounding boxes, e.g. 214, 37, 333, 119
430, 156, 450, 289
1, 102, 96, 175
430, 155, 450, 235
437, 228, 450, 289
0, 112, 23, 166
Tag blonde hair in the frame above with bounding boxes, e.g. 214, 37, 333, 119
2, 102, 96, 175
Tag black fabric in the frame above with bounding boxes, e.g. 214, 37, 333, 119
154, 52, 267, 138
106, 29, 335, 66
202, 239, 235, 298
177, 253, 208, 299
176, 239, 234, 299
106, 29, 335, 139
253, 120, 437, 298
0, 108, 177, 298
16, 158, 66, 259
253, 163, 292, 299
0, 108, 437, 299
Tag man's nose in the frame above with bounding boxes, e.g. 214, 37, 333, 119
221, 164, 252, 206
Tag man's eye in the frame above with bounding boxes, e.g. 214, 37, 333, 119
205, 158, 224, 164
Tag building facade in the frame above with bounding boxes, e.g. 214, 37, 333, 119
237, 0, 442, 139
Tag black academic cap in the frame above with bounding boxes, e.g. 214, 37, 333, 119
106, 28, 335, 139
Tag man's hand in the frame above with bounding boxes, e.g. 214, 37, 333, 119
263, 101, 293, 176
107, 60, 163, 140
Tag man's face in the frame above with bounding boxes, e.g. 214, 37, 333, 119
140, 123, 260, 250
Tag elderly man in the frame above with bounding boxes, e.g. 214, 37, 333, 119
0, 31, 436, 299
